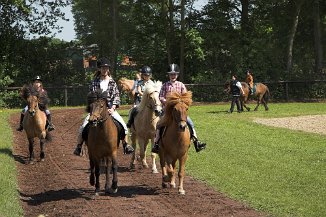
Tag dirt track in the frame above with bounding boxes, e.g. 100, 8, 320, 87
10, 108, 264, 217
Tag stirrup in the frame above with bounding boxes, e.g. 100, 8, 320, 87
123, 142, 134, 155
151, 143, 160, 154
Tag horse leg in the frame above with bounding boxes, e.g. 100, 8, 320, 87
89, 159, 95, 186
170, 160, 177, 189
150, 138, 158, 174
129, 132, 137, 169
104, 158, 111, 194
178, 155, 188, 195
111, 154, 118, 194
39, 138, 45, 161
138, 138, 149, 169
94, 163, 100, 196
254, 96, 262, 111
28, 138, 34, 164
262, 98, 269, 111
159, 151, 168, 188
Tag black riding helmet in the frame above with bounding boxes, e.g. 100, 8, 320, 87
141, 65, 152, 75
167, 63, 180, 74
97, 57, 111, 68
33, 76, 42, 82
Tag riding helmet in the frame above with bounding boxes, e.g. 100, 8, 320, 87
98, 57, 111, 67
167, 63, 180, 74
33, 76, 42, 82
141, 66, 152, 75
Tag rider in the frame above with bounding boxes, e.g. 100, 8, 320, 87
73, 57, 134, 156
126, 65, 154, 128
151, 63, 206, 153
245, 70, 254, 95
16, 76, 55, 132
132, 70, 142, 107
228, 74, 245, 113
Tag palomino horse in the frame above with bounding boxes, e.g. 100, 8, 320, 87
129, 81, 162, 173
224, 81, 270, 111
21, 84, 51, 164
158, 91, 192, 195
86, 91, 119, 195
117, 77, 135, 102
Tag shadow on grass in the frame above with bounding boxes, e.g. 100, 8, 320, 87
0, 148, 13, 157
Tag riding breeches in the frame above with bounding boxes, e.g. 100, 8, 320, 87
111, 111, 128, 135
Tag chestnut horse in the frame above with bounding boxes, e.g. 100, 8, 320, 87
158, 91, 192, 195
129, 81, 162, 173
224, 81, 270, 111
86, 91, 119, 196
21, 84, 51, 164
117, 77, 135, 102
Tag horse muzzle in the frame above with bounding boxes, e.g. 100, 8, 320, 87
28, 110, 36, 117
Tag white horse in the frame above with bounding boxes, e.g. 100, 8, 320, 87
129, 81, 162, 173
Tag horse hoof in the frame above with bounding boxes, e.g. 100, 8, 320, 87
170, 183, 176, 188
143, 163, 149, 169
129, 163, 135, 170
40, 158, 45, 162
110, 188, 118, 194
152, 169, 159, 174
95, 192, 100, 197
162, 182, 168, 188
163, 175, 170, 182
29, 161, 34, 165
179, 189, 185, 195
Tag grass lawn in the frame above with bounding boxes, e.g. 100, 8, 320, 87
0, 109, 23, 217
1, 103, 326, 217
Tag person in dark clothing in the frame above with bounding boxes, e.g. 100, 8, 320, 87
228, 75, 245, 113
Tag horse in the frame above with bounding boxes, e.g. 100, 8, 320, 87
117, 77, 135, 102
158, 91, 192, 195
129, 81, 163, 173
224, 80, 270, 111
21, 84, 51, 164
86, 91, 119, 196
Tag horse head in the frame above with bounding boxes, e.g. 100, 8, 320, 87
138, 81, 163, 116
165, 91, 192, 132
21, 84, 40, 117
223, 80, 232, 94
87, 91, 109, 126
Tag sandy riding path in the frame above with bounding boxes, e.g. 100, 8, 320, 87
10, 108, 264, 217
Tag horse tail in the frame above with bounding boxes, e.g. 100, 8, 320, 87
263, 86, 270, 103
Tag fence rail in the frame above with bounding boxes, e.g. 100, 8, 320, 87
2, 80, 326, 107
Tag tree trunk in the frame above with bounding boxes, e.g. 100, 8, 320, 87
286, 0, 304, 76
110, 0, 118, 76
240, 0, 249, 31
313, 0, 323, 74
167, 0, 174, 64
179, 0, 185, 81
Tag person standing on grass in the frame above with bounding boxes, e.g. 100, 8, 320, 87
228, 74, 245, 113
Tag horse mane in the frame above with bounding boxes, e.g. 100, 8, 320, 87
86, 90, 108, 113
161, 91, 192, 125
137, 81, 162, 112
21, 84, 39, 100
118, 77, 134, 91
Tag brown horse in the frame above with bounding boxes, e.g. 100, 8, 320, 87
129, 81, 162, 173
21, 84, 51, 164
86, 91, 119, 196
117, 77, 135, 102
158, 91, 192, 195
224, 81, 270, 111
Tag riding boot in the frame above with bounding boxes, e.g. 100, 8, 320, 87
151, 128, 161, 154
16, 113, 24, 131
126, 107, 138, 128
192, 136, 206, 152
122, 140, 134, 155
46, 114, 55, 131
73, 143, 83, 156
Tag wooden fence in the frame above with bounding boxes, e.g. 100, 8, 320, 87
2, 80, 326, 107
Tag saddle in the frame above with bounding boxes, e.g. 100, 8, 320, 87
82, 117, 125, 147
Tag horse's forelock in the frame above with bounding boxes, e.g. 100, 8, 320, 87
21, 84, 39, 100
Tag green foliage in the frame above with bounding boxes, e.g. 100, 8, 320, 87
0, 109, 23, 217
